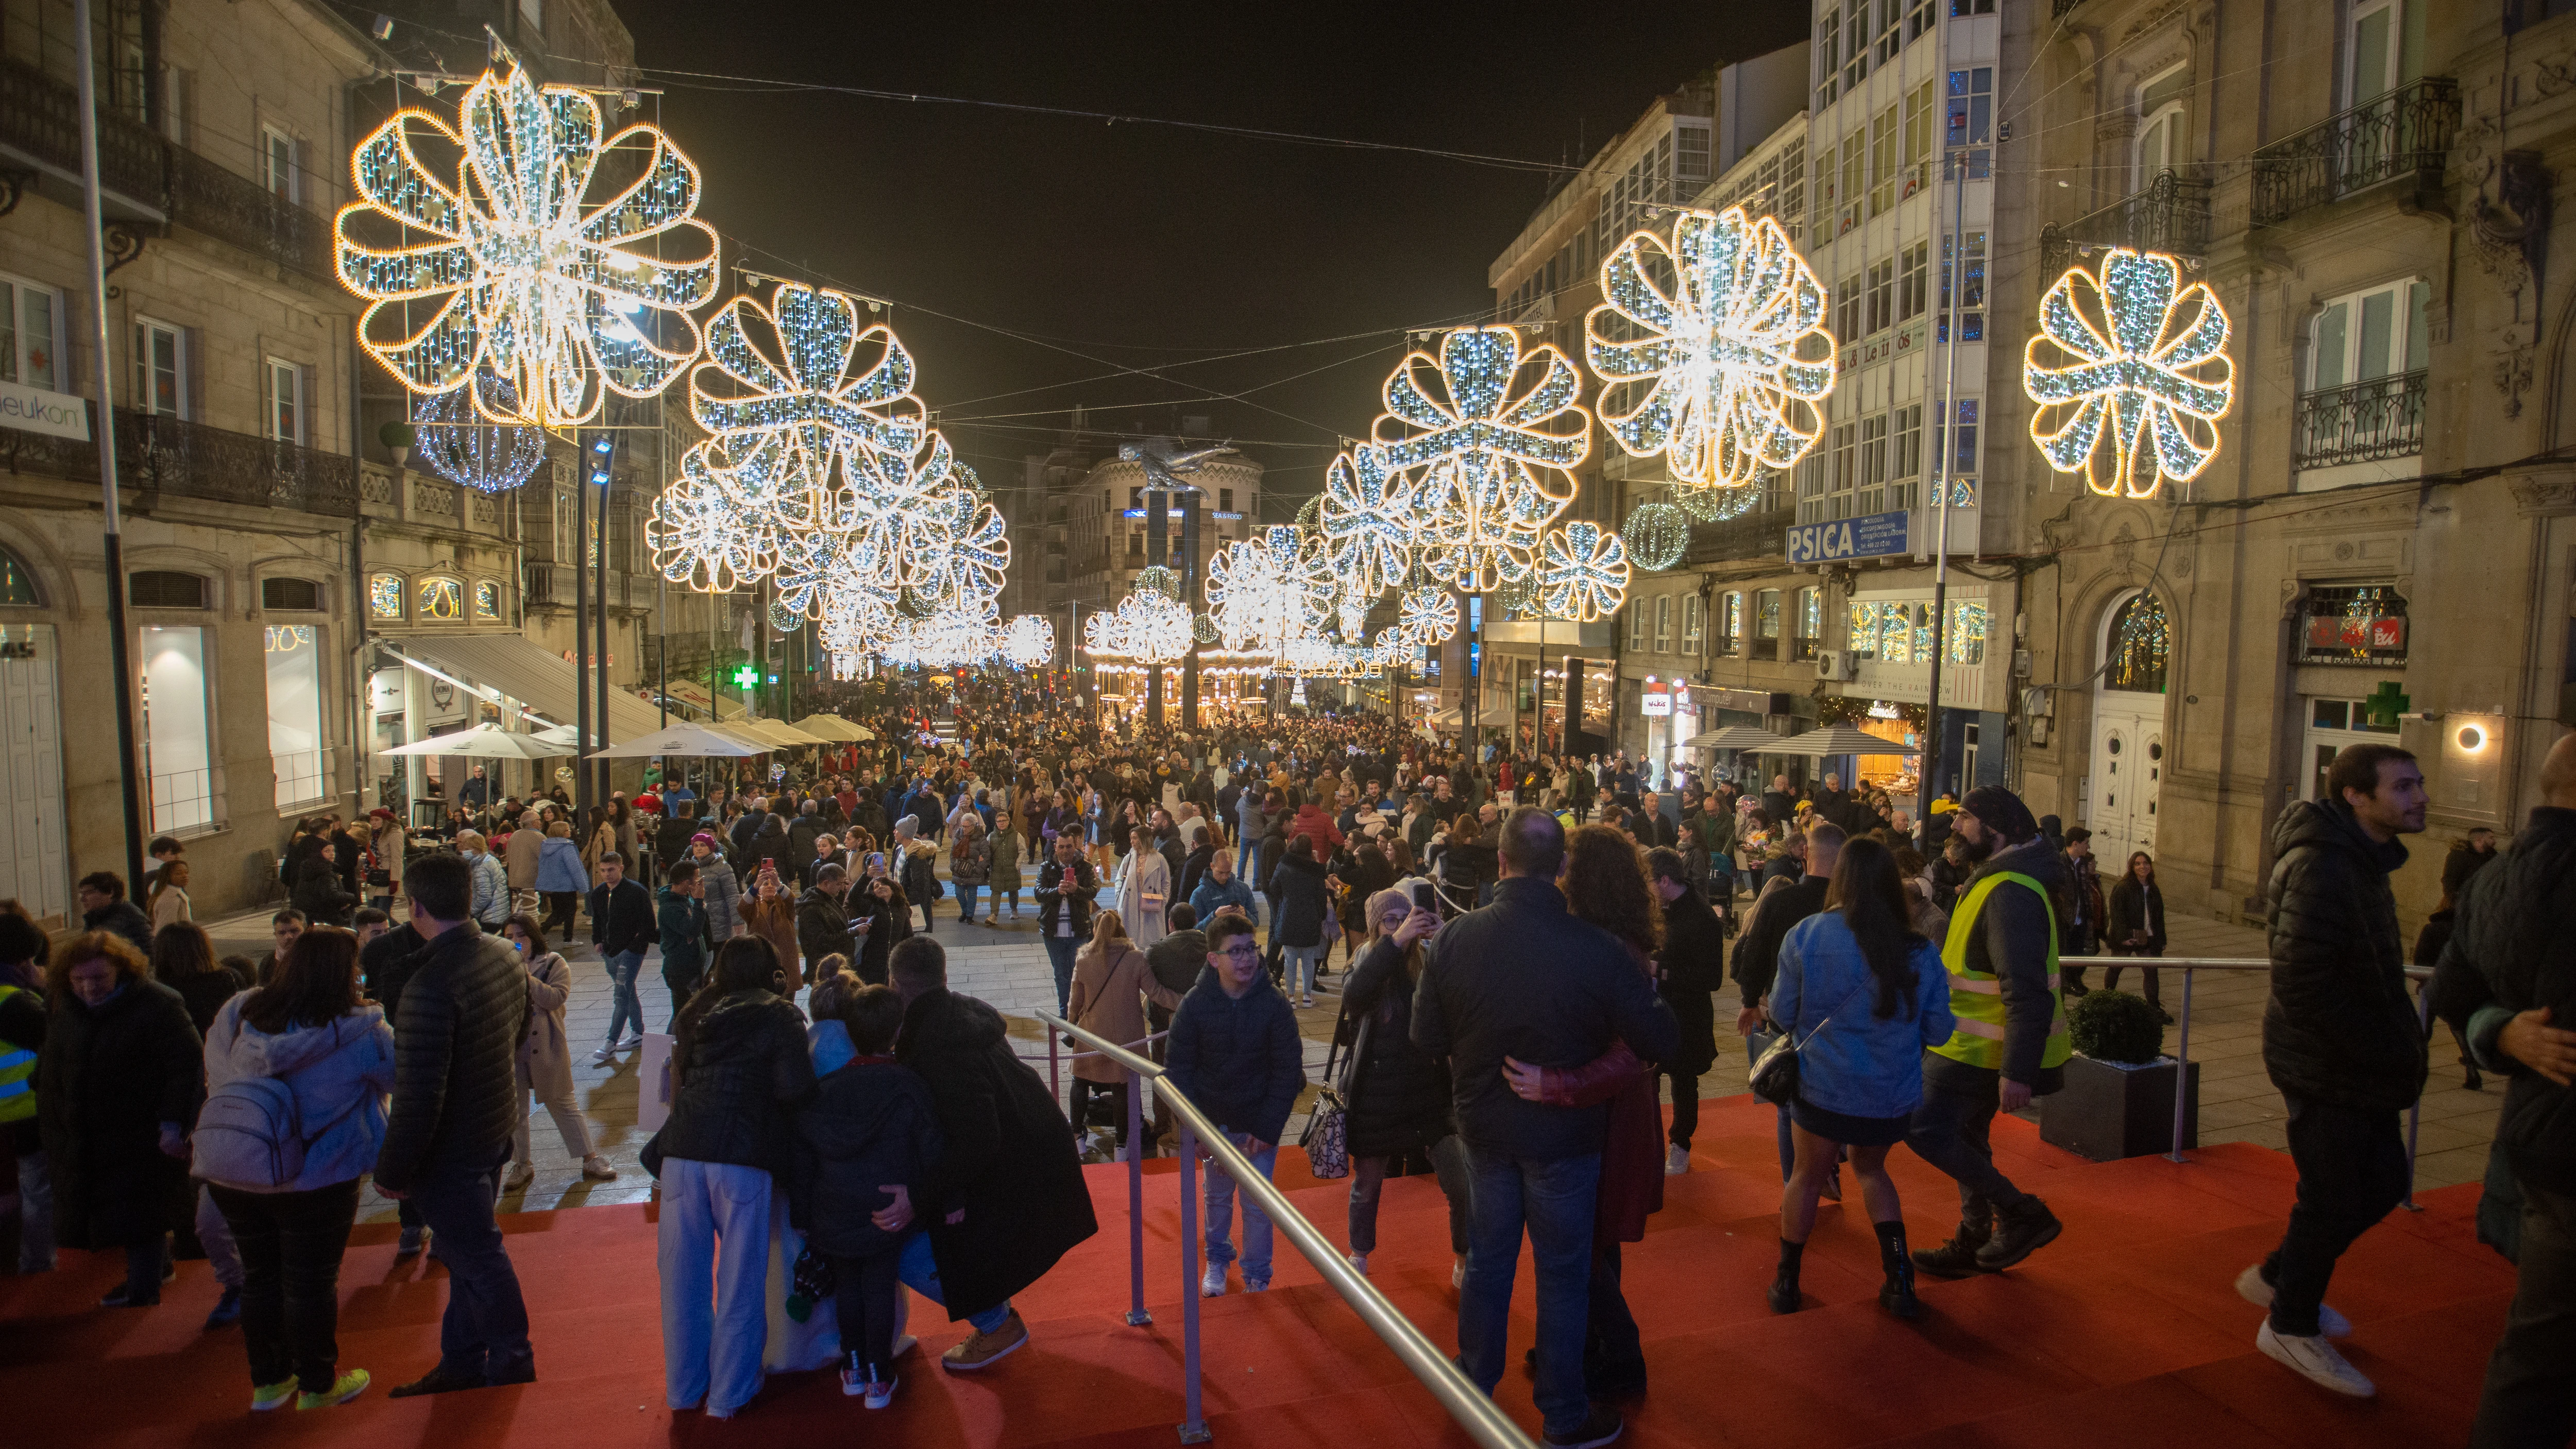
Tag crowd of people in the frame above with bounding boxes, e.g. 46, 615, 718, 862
0, 677, 2567, 1448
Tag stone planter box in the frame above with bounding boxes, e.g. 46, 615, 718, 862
2040, 1053, 2200, 1162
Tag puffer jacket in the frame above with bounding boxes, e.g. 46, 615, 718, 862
791, 1050, 944, 1257
1165, 965, 1304, 1145
1268, 854, 1333, 948
371, 925, 527, 1193
534, 836, 588, 893
699, 854, 744, 942
654, 990, 816, 1174
2432, 804, 2576, 1194
1339, 936, 1453, 1159
200, 995, 396, 1192
2262, 798, 2425, 1112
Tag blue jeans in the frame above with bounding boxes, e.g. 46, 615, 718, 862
602, 950, 645, 1047
1234, 837, 1256, 881
1459, 1145, 1601, 1437
1205, 1131, 1278, 1285
406, 1147, 534, 1383
957, 883, 979, 924
896, 1226, 1010, 1333
657, 1157, 770, 1413
1043, 934, 1081, 1017
1281, 944, 1324, 999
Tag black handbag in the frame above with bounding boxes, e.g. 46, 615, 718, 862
1746, 976, 1871, 1106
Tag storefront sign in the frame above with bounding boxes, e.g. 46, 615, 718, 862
1784, 508, 1911, 565
369, 667, 405, 715
2304, 613, 2404, 652
0, 382, 90, 441
1671, 681, 1694, 716
1641, 683, 1672, 717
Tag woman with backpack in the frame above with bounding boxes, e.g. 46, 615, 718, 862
196, 926, 394, 1410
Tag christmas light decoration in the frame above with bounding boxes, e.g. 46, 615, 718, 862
1537, 521, 1630, 623
1395, 584, 1459, 645
689, 282, 927, 518
1002, 614, 1056, 668
1318, 444, 1419, 596
1082, 588, 1193, 666
335, 48, 719, 425
2023, 247, 2233, 499
411, 375, 547, 492
1206, 525, 1329, 649
1134, 565, 1181, 600
1586, 206, 1833, 489
1372, 328, 1590, 593
1624, 500, 1690, 571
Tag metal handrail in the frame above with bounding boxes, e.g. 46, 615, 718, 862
1041, 1010, 1538, 1449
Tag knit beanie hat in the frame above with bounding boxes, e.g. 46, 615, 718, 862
1958, 785, 2038, 843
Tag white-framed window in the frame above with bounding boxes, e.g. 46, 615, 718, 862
1683, 593, 1704, 648
263, 623, 327, 811
1869, 103, 1900, 217
140, 624, 214, 833
1859, 413, 1890, 513
261, 126, 298, 204
2135, 64, 2190, 185
266, 357, 304, 444
1829, 421, 1858, 520
1, 271, 65, 389
2345, 0, 2425, 108
1654, 595, 1672, 652
1892, 403, 1924, 511
1866, 258, 1893, 334
2310, 280, 2431, 391
1900, 242, 1928, 323
1904, 79, 1936, 198
1794, 586, 1824, 662
133, 317, 188, 417
1719, 591, 1743, 653
1628, 593, 1648, 649
1943, 399, 1981, 505
518, 0, 545, 33
1946, 66, 1994, 179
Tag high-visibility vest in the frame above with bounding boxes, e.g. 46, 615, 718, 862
1931, 871, 2072, 1072
0, 984, 33, 1124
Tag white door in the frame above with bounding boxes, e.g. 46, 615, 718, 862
0, 625, 71, 927
2089, 589, 2169, 865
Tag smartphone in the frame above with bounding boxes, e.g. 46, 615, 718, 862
866, 851, 887, 874
764, 858, 774, 872
1411, 882, 1436, 912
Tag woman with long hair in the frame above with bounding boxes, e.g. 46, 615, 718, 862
1765, 836, 1955, 1320
498, 915, 615, 1188
2103, 850, 2170, 1022
147, 860, 193, 929
1066, 908, 1180, 1160
653, 936, 818, 1420
1339, 887, 1469, 1287
147, 919, 249, 1325
198, 926, 393, 1410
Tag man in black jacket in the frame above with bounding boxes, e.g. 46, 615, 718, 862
2244, 743, 2426, 1399
797, 865, 858, 976
374, 851, 535, 1396
2435, 734, 2576, 1447
1412, 807, 1677, 1449
1035, 831, 1098, 1015
74, 873, 152, 957
588, 855, 657, 1061
890, 936, 1096, 1372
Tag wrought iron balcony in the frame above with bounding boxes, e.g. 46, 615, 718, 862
2251, 77, 2461, 227
0, 58, 163, 213
1682, 506, 1798, 566
2293, 370, 2427, 471
2040, 170, 2211, 271
0, 405, 357, 515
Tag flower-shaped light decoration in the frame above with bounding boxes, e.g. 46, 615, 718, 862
1537, 521, 1631, 623
335, 49, 718, 426
1116, 589, 1194, 664
1206, 525, 1329, 649
2024, 248, 2234, 499
1081, 607, 1126, 658
648, 445, 767, 593
1395, 584, 1460, 646
1585, 206, 1834, 489
1002, 614, 1056, 669
690, 283, 927, 521
1372, 328, 1590, 593
412, 374, 547, 492
1318, 444, 1420, 597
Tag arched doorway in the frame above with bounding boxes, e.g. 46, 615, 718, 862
2088, 589, 2168, 867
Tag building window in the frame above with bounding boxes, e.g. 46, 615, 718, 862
1951, 600, 1989, 664
1793, 586, 1823, 661
1899, 242, 1927, 322
1816, 6, 1841, 109
140, 624, 214, 833
261, 126, 298, 203
1858, 413, 1889, 513
368, 573, 404, 621
1219, 488, 1234, 512
473, 579, 503, 622
1947, 399, 1980, 486
266, 358, 303, 445
260, 577, 320, 611
1866, 258, 1894, 334
1873, 0, 1902, 64
2105, 591, 2171, 691
1719, 591, 1743, 653
2135, 64, 2191, 184
1906, 0, 1934, 39
1841, 0, 1869, 92
1904, 79, 1936, 197
0, 547, 38, 606
263, 623, 326, 810
1829, 422, 1858, 519
1939, 231, 1986, 342
133, 318, 188, 417
129, 570, 208, 608
2310, 281, 2431, 392
1756, 589, 1783, 657
1654, 595, 1672, 651
1128, 488, 1142, 509
1683, 593, 1704, 648
1676, 121, 1711, 186
2297, 584, 2408, 666
2345, 0, 2425, 109
1, 272, 62, 388
417, 576, 464, 621
1836, 132, 1863, 235
1835, 272, 1864, 345
1945, 67, 1994, 178
1629, 593, 1648, 649
1869, 104, 1899, 216
1951, 0, 1995, 14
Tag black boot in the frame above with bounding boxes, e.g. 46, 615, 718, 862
1768, 1238, 1804, 1314
1875, 1220, 1924, 1320
1912, 1219, 1991, 1277
1976, 1196, 2063, 1272
2463, 1057, 2484, 1092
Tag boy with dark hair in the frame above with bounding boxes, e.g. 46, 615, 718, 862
1167, 911, 1303, 1297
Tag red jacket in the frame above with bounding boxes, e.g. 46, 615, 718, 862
1289, 803, 1344, 856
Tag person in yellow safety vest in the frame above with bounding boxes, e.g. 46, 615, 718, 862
1903, 785, 2070, 1278
0, 906, 56, 1272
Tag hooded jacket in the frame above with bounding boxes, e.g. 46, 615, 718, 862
371, 925, 527, 1193
534, 835, 588, 893
657, 887, 713, 986
655, 989, 815, 1173
2432, 805, 2576, 1194
698, 853, 744, 943
791, 1049, 944, 1257
1165, 964, 1304, 1145
200, 995, 396, 1192
2262, 798, 2424, 1112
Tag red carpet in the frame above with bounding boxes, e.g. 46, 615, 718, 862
0, 1096, 2515, 1448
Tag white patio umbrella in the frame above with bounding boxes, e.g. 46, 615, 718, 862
792, 714, 873, 743
376, 724, 577, 760
1680, 723, 1794, 751
1773, 723, 1922, 757
584, 722, 772, 760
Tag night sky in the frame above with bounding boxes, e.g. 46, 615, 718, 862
612, 1, 1807, 513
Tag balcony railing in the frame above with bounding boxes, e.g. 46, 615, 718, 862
1682, 506, 1798, 566
2251, 77, 2461, 227
2293, 370, 2428, 471
0, 405, 357, 516
0, 57, 163, 209
2040, 170, 2211, 271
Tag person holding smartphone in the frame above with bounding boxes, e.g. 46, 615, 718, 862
1338, 889, 1467, 1286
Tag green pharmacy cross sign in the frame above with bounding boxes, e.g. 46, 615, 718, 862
732, 664, 760, 691
2360, 680, 2411, 729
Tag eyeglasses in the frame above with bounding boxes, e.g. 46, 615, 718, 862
1215, 943, 1262, 960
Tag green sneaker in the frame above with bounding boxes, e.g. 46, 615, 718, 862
250, 1379, 298, 1412
297, 1369, 370, 1409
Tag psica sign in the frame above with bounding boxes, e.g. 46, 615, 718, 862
1784, 508, 1911, 566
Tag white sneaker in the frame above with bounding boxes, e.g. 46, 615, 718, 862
502, 1161, 535, 1190
589, 1046, 617, 1065
2234, 1263, 2352, 1339
2257, 1320, 2375, 1397
1200, 1264, 1228, 1298
1245, 1279, 1268, 1293
1347, 1252, 1369, 1275
1665, 1144, 1690, 1175
863, 1372, 898, 1410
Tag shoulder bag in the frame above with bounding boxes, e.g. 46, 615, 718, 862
1298, 999, 1371, 1180
1746, 971, 1873, 1107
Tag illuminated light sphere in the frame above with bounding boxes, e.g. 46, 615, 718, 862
1002, 614, 1056, 669
1494, 574, 1537, 620
1193, 612, 1219, 644
334, 46, 719, 426
1674, 475, 1768, 522
411, 376, 546, 492
1624, 501, 1690, 572
1134, 565, 1181, 600
1295, 495, 1323, 531
2023, 247, 2234, 499
768, 601, 804, 634
1537, 521, 1631, 623
1585, 206, 1833, 489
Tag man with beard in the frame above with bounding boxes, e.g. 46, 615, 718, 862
1905, 786, 2069, 1278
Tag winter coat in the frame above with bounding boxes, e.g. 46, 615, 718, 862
1189, 874, 1256, 927
1773, 913, 1956, 1120
740, 893, 803, 981
1146, 929, 1207, 1002
465, 849, 511, 927
2431, 804, 2576, 1195
534, 837, 588, 893
657, 888, 713, 988
200, 995, 396, 1192
1165, 965, 1305, 1145
513, 949, 576, 1101
2106, 873, 2167, 952
900, 840, 942, 914
897, 988, 1098, 1319
1268, 854, 1333, 948
81, 899, 154, 957
292, 857, 355, 926
1340, 936, 1453, 1159
36, 979, 202, 1249
791, 1050, 944, 1257
1731, 874, 1829, 1007
796, 887, 858, 977
149, 885, 192, 930
988, 827, 1025, 892
1290, 802, 1345, 857
951, 832, 992, 888
851, 881, 909, 984
1657, 888, 1727, 1079
371, 926, 529, 1194
698, 854, 744, 942
2262, 798, 2426, 1112
787, 814, 827, 866
1069, 939, 1183, 1084
1936, 834, 2072, 1095
171, 963, 247, 1037
505, 826, 544, 889
652, 989, 815, 1175
1113, 847, 1172, 951
587, 877, 657, 959
1037, 856, 1099, 941
1411, 876, 1680, 1162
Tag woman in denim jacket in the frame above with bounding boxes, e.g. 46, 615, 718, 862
1768, 836, 1955, 1321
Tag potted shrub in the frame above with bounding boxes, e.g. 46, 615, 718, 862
2039, 990, 2200, 1162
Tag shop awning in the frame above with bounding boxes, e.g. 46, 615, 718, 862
586, 722, 770, 760
383, 634, 664, 744
792, 714, 875, 742
1773, 723, 1921, 757
1681, 724, 1794, 751
720, 718, 829, 750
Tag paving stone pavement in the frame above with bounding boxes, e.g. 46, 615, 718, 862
198, 889, 2498, 1227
